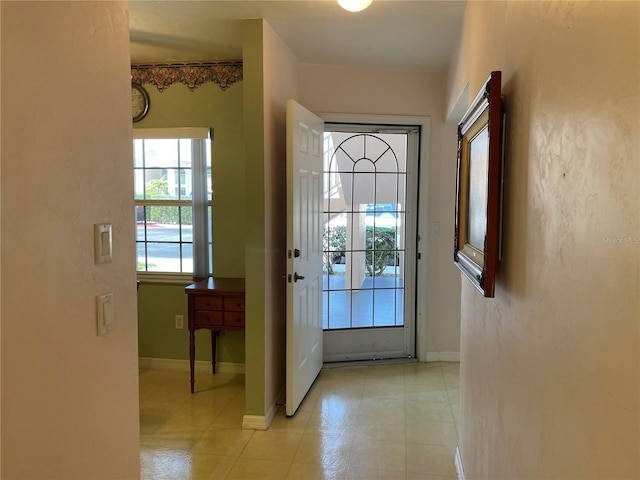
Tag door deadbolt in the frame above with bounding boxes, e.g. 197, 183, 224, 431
294, 248, 301, 258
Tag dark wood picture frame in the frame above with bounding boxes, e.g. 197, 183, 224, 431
454, 71, 504, 298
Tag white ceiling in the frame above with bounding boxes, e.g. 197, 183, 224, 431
129, 0, 467, 71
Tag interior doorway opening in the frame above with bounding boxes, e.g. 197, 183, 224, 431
322, 123, 420, 362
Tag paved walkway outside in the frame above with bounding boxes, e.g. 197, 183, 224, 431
323, 273, 405, 329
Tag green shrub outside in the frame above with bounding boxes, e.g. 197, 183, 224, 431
141, 178, 192, 225
324, 224, 398, 277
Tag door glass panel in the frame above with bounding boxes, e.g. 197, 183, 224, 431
323, 132, 407, 332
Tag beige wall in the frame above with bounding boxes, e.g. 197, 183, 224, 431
1, 2, 140, 478
448, 2, 639, 478
298, 65, 462, 358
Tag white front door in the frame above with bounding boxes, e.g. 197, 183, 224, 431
285, 100, 324, 416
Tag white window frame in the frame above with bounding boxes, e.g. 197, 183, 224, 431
134, 127, 212, 283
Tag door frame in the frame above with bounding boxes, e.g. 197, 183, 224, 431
317, 113, 431, 362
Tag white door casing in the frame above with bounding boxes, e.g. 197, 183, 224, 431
286, 100, 324, 416
319, 113, 431, 362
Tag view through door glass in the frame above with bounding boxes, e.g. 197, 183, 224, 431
323, 126, 417, 361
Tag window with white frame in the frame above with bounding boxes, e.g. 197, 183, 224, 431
134, 128, 212, 280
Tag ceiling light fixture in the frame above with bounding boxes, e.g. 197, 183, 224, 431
337, 0, 372, 13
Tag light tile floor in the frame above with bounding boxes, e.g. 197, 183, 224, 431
140, 361, 460, 480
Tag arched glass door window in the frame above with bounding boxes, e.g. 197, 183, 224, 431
323, 132, 407, 330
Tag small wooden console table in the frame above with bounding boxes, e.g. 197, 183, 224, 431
185, 277, 245, 393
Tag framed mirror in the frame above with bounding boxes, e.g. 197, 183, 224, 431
454, 71, 504, 298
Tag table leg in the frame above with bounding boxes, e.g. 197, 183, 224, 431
189, 328, 196, 393
211, 331, 218, 374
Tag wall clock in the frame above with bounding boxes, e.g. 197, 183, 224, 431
132, 84, 150, 122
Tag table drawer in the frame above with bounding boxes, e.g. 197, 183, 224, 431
195, 311, 223, 326
194, 296, 223, 311
224, 312, 245, 327
224, 297, 245, 312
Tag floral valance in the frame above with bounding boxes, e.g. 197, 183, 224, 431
131, 61, 243, 92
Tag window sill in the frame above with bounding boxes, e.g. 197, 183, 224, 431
136, 273, 196, 285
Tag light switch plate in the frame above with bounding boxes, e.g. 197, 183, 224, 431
94, 223, 112, 264
96, 292, 114, 336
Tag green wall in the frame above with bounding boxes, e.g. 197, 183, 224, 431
137, 282, 245, 362
135, 79, 246, 364
242, 20, 267, 416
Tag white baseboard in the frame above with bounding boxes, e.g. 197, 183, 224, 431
440, 351, 460, 362
242, 414, 268, 430
241, 402, 281, 431
242, 385, 285, 431
242, 402, 279, 431
425, 351, 460, 362
139, 357, 245, 374
455, 446, 465, 480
